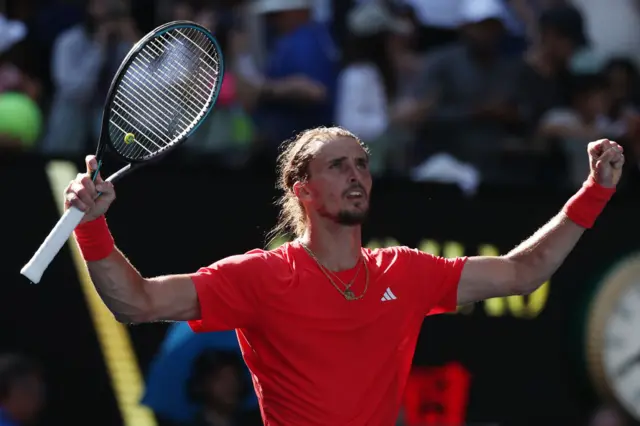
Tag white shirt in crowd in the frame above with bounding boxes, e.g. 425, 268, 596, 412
335, 63, 388, 141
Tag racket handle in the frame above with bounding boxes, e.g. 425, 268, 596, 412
21, 206, 86, 284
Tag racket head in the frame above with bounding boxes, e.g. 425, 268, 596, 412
100, 20, 224, 163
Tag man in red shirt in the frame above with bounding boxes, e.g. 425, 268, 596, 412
66, 126, 624, 425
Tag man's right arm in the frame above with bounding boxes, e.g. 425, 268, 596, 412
86, 247, 199, 324
67, 155, 274, 330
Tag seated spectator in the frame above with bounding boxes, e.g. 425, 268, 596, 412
603, 57, 640, 122
515, 3, 589, 132
537, 73, 630, 188
0, 16, 43, 151
0, 354, 46, 426
184, 2, 255, 166
336, 0, 427, 176
41, 0, 139, 155
184, 350, 261, 426
416, 0, 519, 184
251, 0, 339, 164
601, 58, 640, 195
335, 3, 408, 143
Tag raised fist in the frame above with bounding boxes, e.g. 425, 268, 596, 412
587, 139, 625, 188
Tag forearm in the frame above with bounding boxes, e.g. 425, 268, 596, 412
505, 177, 615, 292
75, 216, 152, 323
504, 212, 583, 291
87, 247, 152, 323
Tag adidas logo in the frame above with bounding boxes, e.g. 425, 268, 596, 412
381, 287, 397, 302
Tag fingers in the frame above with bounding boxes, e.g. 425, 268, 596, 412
96, 181, 116, 204
588, 139, 611, 158
66, 173, 97, 212
593, 141, 625, 170
85, 155, 104, 183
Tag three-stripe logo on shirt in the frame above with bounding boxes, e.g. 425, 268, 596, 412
380, 287, 397, 302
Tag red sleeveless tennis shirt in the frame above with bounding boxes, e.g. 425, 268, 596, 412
188, 241, 466, 426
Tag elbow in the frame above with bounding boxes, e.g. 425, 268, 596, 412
113, 311, 152, 325
112, 279, 157, 324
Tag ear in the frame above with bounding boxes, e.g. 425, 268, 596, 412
293, 181, 312, 202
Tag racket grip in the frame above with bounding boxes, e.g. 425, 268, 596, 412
20, 206, 86, 284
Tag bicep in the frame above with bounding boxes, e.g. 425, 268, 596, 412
143, 274, 200, 322
457, 256, 521, 305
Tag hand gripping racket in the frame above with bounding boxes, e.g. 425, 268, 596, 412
21, 21, 224, 284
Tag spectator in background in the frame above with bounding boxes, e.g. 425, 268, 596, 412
184, 350, 261, 426
336, 2, 409, 143
601, 57, 640, 196
251, 0, 339, 165
0, 354, 45, 426
41, 0, 139, 155
603, 57, 640, 122
0, 15, 43, 150
516, 4, 588, 131
336, 1, 422, 175
184, 2, 255, 165
537, 73, 626, 188
0, 15, 39, 100
415, 0, 518, 184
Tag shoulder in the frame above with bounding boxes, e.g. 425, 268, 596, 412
365, 246, 467, 274
211, 243, 293, 273
364, 245, 430, 268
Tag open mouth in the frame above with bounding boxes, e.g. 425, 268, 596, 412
345, 189, 365, 200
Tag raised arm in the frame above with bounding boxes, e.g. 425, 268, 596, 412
456, 139, 624, 305
65, 156, 270, 328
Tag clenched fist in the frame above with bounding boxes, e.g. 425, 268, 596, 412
64, 155, 116, 224
588, 139, 625, 188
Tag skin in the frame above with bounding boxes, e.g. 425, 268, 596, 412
64, 136, 624, 322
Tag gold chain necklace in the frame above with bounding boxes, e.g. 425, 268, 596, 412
299, 242, 369, 301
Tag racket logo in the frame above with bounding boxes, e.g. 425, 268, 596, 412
124, 133, 136, 145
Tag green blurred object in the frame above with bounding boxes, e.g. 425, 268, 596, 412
0, 92, 42, 147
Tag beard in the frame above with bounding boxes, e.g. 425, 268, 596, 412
335, 207, 368, 225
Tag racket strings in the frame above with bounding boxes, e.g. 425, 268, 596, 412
108, 26, 220, 160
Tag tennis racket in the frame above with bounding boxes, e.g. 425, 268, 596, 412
21, 20, 224, 284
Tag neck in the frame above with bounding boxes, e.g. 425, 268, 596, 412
299, 220, 362, 271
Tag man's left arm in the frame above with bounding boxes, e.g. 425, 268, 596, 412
457, 139, 625, 306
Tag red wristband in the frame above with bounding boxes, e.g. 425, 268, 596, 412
74, 215, 115, 261
562, 176, 615, 229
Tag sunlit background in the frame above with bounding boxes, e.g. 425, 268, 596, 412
1, 0, 640, 425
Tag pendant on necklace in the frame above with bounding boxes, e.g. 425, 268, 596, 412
344, 290, 356, 300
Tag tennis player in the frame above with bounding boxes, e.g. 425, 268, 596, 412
66, 126, 624, 425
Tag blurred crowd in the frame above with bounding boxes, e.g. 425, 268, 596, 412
0, 0, 639, 194
0, 350, 634, 426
